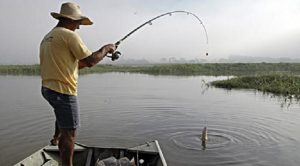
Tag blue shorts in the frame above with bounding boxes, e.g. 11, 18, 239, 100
42, 87, 80, 129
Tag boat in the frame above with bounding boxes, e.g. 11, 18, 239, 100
14, 140, 167, 166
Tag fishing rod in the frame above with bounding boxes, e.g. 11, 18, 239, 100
107, 10, 209, 61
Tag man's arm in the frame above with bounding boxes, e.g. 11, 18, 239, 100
79, 44, 116, 69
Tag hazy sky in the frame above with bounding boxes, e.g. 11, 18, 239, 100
0, 0, 299, 64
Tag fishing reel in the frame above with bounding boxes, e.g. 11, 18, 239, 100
107, 51, 121, 61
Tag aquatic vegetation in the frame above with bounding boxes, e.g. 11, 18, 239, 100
0, 63, 300, 76
211, 74, 300, 99
122, 63, 300, 76
0, 65, 40, 75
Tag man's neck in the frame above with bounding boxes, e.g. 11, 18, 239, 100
56, 21, 76, 31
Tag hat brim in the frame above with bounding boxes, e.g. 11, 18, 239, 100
51, 12, 93, 25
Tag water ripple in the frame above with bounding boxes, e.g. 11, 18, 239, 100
1, 74, 300, 166
132, 120, 291, 166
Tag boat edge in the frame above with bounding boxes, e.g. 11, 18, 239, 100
154, 140, 168, 166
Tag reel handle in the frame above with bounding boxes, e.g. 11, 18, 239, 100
107, 51, 121, 61
106, 41, 122, 61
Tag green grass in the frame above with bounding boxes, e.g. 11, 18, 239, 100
104, 63, 300, 76
1, 63, 300, 76
1, 63, 300, 97
211, 74, 300, 98
79, 64, 143, 75
0, 64, 40, 75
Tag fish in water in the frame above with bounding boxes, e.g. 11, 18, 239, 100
201, 126, 208, 150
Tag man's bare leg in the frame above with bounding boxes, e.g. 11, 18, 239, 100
51, 122, 61, 145
59, 128, 76, 166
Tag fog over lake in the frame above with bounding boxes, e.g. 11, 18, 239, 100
1, 0, 300, 64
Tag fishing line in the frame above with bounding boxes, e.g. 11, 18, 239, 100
107, 10, 209, 61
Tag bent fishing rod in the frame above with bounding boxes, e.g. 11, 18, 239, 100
107, 10, 209, 61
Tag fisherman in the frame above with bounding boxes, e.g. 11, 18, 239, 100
40, 2, 116, 166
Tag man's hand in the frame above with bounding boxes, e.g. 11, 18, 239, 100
102, 44, 116, 54
79, 43, 117, 69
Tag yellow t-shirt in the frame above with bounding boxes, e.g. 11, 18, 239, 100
40, 27, 92, 96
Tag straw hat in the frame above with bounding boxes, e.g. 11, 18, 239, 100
51, 2, 93, 25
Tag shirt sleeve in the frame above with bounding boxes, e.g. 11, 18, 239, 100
68, 32, 92, 60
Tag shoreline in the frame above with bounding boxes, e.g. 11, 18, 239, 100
1, 63, 300, 76
211, 74, 300, 99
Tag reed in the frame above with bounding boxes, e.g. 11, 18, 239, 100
211, 74, 300, 98
80, 63, 300, 76
0, 65, 40, 75
0, 63, 300, 76
2, 63, 300, 97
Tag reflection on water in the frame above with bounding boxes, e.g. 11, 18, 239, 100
274, 96, 300, 110
0, 73, 300, 166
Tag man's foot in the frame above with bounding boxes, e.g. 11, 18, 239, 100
50, 139, 59, 146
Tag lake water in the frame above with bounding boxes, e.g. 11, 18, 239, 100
0, 73, 300, 166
